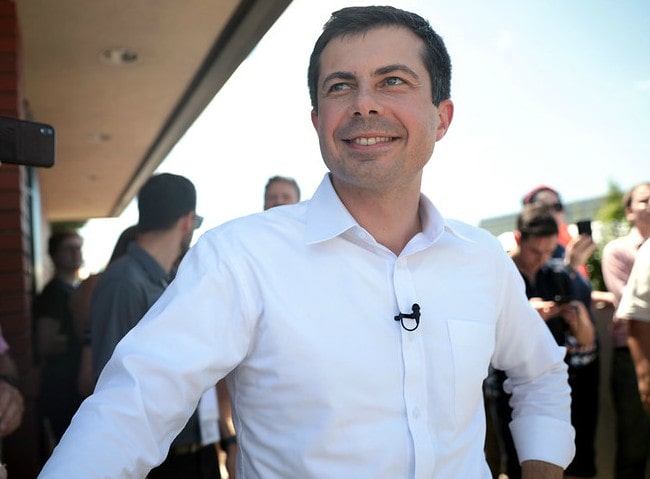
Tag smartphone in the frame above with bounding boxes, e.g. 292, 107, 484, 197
577, 219, 592, 236
0, 116, 55, 167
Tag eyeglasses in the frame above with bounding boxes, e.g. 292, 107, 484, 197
193, 214, 203, 229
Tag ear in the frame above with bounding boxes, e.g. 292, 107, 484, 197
311, 109, 318, 131
514, 231, 522, 246
625, 206, 635, 223
177, 211, 194, 233
435, 99, 454, 141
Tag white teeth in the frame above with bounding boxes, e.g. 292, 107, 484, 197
353, 136, 391, 146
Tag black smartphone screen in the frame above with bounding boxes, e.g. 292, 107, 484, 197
0, 117, 55, 167
577, 220, 592, 236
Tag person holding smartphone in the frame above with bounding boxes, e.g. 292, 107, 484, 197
486, 203, 597, 479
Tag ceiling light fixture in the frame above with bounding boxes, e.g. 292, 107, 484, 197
87, 132, 112, 143
99, 47, 138, 65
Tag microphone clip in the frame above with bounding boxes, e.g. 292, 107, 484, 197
394, 303, 421, 331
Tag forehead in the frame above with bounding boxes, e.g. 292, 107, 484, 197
521, 235, 557, 251
319, 26, 427, 77
533, 190, 560, 204
631, 184, 650, 201
61, 235, 82, 244
266, 181, 296, 194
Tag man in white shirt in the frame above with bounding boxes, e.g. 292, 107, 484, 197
38, 6, 574, 479
617, 239, 650, 415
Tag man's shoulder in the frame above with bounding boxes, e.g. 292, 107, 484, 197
37, 277, 70, 300
444, 218, 503, 248
97, 254, 148, 289
604, 229, 641, 254
202, 203, 307, 244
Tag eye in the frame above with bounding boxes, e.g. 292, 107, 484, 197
385, 76, 406, 86
328, 82, 350, 93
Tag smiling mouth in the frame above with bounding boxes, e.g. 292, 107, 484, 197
347, 136, 394, 146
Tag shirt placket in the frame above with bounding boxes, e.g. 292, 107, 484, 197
393, 255, 436, 478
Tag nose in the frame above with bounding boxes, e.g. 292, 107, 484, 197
352, 87, 383, 117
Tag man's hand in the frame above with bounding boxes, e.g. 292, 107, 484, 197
529, 298, 561, 322
521, 459, 563, 479
0, 379, 24, 436
565, 235, 596, 271
560, 300, 595, 347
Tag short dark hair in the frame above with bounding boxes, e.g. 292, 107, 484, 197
516, 204, 559, 241
48, 231, 81, 257
265, 175, 301, 201
137, 173, 197, 233
307, 6, 452, 111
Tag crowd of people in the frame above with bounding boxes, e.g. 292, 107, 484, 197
0, 5, 647, 479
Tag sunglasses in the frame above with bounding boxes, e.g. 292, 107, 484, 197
194, 214, 204, 229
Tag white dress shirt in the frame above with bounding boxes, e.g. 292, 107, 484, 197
618, 239, 650, 322
39, 175, 574, 478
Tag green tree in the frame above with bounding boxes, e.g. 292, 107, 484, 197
587, 181, 628, 291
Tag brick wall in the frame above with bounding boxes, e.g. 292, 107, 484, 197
1, 1, 43, 476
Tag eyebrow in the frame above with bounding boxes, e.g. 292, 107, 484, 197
376, 64, 421, 80
320, 64, 421, 92
320, 71, 356, 91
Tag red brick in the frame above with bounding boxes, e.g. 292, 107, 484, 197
0, 291, 29, 314
0, 311, 31, 336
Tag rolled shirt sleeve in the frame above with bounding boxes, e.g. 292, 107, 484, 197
617, 240, 650, 323
491, 256, 576, 468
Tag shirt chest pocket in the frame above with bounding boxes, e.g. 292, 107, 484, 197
447, 318, 495, 422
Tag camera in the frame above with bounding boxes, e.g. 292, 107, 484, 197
0, 116, 55, 167
548, 261, 574, 305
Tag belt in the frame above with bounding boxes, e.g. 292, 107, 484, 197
170, 442, 204, 456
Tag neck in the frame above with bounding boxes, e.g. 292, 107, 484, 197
510, 251, 536, 283
137, 230, 180, 274
332, 178, 422, 255
636, 222, 650, 241
56, 270, 78, 285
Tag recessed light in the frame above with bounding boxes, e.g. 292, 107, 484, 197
87, 132, 112, 143
100, 47, 138, 65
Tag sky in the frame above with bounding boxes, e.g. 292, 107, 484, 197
80, 0, 650, 275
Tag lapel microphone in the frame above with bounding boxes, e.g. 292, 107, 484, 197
394, 303, 421, 331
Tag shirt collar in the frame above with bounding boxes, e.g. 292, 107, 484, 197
304, 174, 468, 247
629, 226, 647, 249
127, 242, 170, 287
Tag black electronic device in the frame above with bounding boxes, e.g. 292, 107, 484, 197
576, 219, 592, 236
0, 116, 55, 167
394, 303, 421, 331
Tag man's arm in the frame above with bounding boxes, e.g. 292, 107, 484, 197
521, 460, 563, 479
617, 241, 650, 412
628, 320, 650, 414
0, 352, 24, 436
217, 379, 237, 478
494, 258, 575, 471
601, 244, 631, 304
